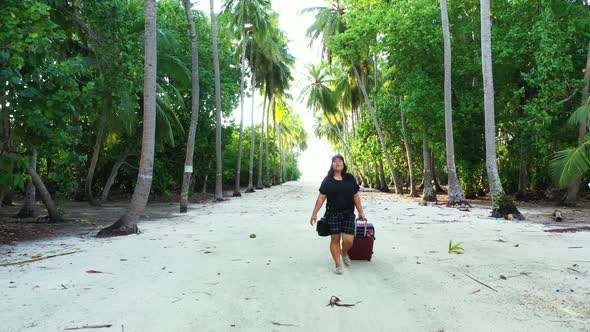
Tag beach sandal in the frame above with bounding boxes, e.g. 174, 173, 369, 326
334, 266, 343, 275
342, 256, 352, 266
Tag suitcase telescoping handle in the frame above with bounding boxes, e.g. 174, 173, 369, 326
355, 217, 368, 237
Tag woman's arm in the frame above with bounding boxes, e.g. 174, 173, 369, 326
354, 193, 366, 220
310, 193, 327, 225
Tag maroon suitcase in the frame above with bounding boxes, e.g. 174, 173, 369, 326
348, 220, 375, 261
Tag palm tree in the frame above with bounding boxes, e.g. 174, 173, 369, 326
352, 64, 403, 194
82, 0, 189, 208
211, 0, 224, 201
256, 84, 269, 189
301, 0, 347, 63
301, 63, 337, 116
302, 64, 354, 160
222, 0, 274, 196
551, 42, 590, 194
97, 0, 158, 237
440, 0, 468, 206
399, 104, 418, 197
422, 132, 437, 202
560, 41, 590, 206
246, 38, 257, 193
274, 96, 291, 183
480, 0, 523, 219
180, 0, 201, 213
263, 32, 294, 186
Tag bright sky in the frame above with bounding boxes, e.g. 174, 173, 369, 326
193, 0, 333, 181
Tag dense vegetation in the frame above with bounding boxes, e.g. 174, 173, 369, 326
1, 0, 589, 234
302, 0, 590, 216
0, 0, 305, 233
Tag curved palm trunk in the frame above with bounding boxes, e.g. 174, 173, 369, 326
97, 0, 158, 237
256, 88, 268, 189
352, 64, 403, 194
422, 133, 437, 202
85, 124, 104, 206
210, 0, 224, 200
246, 64, 256, 192
16, 149, 37, 218
233, 27, 248, 197
100, 148, 131, 202
480, 0, 523, 219
400, 108, 417, 196
28, 164, 63, 223
563, 41, 590, 206
440, 0, 468, 206
180, 0, 201, 213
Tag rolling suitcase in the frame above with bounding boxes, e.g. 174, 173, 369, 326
348, 219, 375, 261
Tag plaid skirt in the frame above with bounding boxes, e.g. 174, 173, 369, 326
325, 210, 356, 235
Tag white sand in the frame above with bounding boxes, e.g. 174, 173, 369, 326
1, 181, 589, 331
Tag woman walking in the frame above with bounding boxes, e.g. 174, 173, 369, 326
310, 154, 366, 274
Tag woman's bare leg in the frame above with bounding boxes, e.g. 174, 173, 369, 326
341, 234, 354, 257
330, 234, 342, 267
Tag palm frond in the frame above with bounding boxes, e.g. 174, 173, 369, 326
567, 104, 589, 128
549, 135, 590, 188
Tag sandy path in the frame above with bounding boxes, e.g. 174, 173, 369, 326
1, 181, 589, 331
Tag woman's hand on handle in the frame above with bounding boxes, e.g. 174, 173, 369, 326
358, 211, 366, 221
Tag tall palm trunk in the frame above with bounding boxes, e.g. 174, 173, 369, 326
440, 0, 467, 206
97, 0, 158, 237
264, 97, 273, 187
400, 107, 417, 196
278, 122, 284, 183
256, 88, 268, 189
480, 0, 523, 219
563, 41, 590, 206
16, 149, 37, 218
180, 0, 201, 213
352, 64, 403, 194
211, 0, 224, 200
233, 25, 248, 197
422, 132, 437, 202
378, 158, 390, 192
246, 53, 256, 193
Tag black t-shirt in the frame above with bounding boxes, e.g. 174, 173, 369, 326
319, 174, 360, 215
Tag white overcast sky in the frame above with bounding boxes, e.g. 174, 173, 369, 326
193, 0, 333, 181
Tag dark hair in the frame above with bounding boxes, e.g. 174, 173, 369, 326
327, 154, 348, 179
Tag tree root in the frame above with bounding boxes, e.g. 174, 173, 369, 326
447, 200, 472, 208
96, 218, 139, 238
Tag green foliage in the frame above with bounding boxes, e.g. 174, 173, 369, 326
448, 240, 464, 254
302, 0, 590, 197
